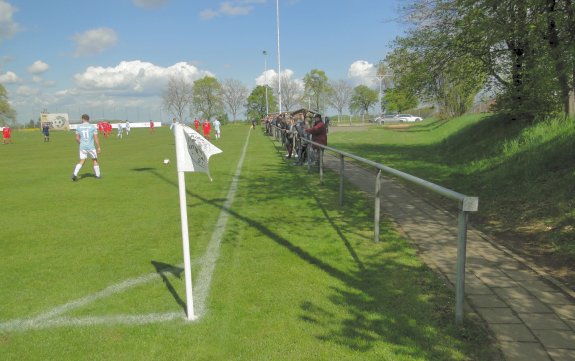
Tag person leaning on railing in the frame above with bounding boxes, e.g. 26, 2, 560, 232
303, 114, 327, 166
293, 116, 310, 165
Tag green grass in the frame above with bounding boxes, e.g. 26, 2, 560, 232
0, 125, 498, 360
330, 114, 575, 266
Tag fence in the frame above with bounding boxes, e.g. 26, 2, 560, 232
270, 124, 478, 326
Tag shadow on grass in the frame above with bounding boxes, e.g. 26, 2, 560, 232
151, 261, 186, 313
138, 138, 497, 360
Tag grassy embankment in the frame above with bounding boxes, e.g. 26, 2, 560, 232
329, 114, 575, 287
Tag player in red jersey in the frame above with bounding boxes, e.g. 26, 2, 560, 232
202, 119, 211, 140
2, 126, 13, 144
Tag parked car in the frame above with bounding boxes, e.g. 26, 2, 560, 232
395, 114, 423, 122
374, 113, 400, 124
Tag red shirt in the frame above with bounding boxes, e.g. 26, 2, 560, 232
202, 121, 211, 135
194, 119, 200, 130
2, 127, 10, 138
305, 120, 327, 147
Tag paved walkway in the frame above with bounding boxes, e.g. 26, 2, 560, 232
321, 154, 575, 361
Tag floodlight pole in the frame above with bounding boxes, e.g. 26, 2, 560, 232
263, 50, 269, 116
276, 0, 282, 113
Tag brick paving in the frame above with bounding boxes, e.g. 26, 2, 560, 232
321, 154, 575, 361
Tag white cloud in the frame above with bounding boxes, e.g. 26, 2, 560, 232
73, 28, 118, 57
27, 60, 49, 74
255, 68, 303, 89
255, 69, 278, 87
0, 0, 20, 42
0, 70, 21, 83
347, 60, 377, 86
16, 85, 39, 96
200, 8, 219, 20
200, 0, 262, 20
74, 60, 213, 94
132, 0, 169, 8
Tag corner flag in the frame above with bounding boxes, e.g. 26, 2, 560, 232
173, 123, 222, 320
175, 123, 222, 178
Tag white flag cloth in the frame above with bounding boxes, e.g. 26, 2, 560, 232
175, 123, 222, 178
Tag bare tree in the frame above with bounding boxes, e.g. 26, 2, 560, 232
162, 76, 193, 122
221, 78, 249, 122
271, 73, 302, 112
328, 79, 353, 121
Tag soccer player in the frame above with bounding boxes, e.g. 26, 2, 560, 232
213, 118, 221, 139
117, 121, 123, 139
42, 123, 50, 142
72, 114, 101, 181
124, 120, 130, 135
202, 119, 211, 140
194, 118, 200, 131
2, 125, 12, 144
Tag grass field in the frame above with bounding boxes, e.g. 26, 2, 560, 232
0, 124, 498, 360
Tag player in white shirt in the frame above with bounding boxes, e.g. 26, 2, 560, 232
72, 114, 101, 181
117, 122, 123, 138
213, 118, 221, 139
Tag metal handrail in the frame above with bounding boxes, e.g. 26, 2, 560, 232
269, 124, 477, 325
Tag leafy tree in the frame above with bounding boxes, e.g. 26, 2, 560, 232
393, 0, 575, 120
162, 76, 193, 122
349, 85, 378, 116
192, 76, 224, 120
246, 85, 277, 121
221, 78, 249, 122
383, 87, 417, 113
303, 69, 331, 113
0, 84, 16, 126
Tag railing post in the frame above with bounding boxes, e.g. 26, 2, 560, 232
339, 154, 344, 206
455, 209, 468, 325
374, 169, 381, 242
319, 149, 324, 185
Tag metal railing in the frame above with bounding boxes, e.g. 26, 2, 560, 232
270, 125, 478, 325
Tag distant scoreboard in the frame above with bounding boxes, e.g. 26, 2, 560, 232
40, 113, 70, 131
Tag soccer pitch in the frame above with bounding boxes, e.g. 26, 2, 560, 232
0, 125, 497, 360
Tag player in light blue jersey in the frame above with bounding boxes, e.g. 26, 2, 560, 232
72, 114, 101, 181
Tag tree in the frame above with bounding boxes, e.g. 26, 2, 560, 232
383, 87, 417, 113
349, 85, 379, 117
221, 78, 249, 122
0, 84, 16, 126
162, 76, 193, 122
272, 73, 301, 112
303, 69, 331, 113
393, 0, 575, 120
328, 79, 353, 120
192, 76, 224, 120
246, 85, 277, 121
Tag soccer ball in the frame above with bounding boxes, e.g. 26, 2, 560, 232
163, 159, 170, 165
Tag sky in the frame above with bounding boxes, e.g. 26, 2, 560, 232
0, 0, 408, 123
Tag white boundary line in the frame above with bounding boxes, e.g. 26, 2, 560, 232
194, 127, 251, 317
0, 129, 252, 333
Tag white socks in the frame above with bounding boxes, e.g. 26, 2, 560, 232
73, 164, 82, 176
73, 164, 100, 178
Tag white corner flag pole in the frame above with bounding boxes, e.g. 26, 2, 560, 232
175, 126, 195, 321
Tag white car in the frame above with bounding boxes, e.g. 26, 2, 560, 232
395, 114, 422, 122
